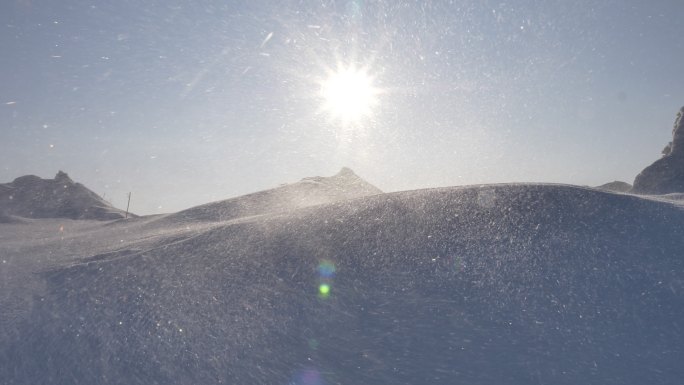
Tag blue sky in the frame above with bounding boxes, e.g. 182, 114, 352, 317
2, 0, 684, 214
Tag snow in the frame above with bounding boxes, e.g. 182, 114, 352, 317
166, 167, 381, 223
0, 171, 131, 220
0, 175, 683, 384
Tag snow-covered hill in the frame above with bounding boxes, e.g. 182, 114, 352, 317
0, 171, 131, 220
166, 167, 382, 223
596, 180, 632, 192
1, 182, 683, 384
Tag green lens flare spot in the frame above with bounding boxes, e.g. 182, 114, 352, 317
318, 283, 331, 298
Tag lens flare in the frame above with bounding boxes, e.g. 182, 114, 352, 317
292, 368, 324, 385
317, 260, 336, 278
318, 284, 331, 298
316, 260, 336, 299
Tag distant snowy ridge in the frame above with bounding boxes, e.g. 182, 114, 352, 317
167, 167, 382, 222
0, 171, 132, 220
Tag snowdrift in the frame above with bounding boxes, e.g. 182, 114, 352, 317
165, 167, 382, 223
1, 183, 683, 384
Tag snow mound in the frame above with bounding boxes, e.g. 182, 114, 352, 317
166, 167, 382, 222
1, 183, 683, 384
0, 171, 131, 220
596, 180, 632, 192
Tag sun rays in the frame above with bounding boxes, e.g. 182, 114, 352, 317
318, 63, 380, 124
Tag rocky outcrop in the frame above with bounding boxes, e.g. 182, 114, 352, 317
0, 171, 132, 220
632, 106, 684, 194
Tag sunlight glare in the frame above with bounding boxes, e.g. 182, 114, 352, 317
320, 64, 379, 123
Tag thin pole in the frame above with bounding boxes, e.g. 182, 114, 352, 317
125, 192, 131, 218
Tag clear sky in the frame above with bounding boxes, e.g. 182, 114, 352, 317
2, 0, 684, 215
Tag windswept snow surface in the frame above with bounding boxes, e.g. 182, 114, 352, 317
167, 167, 382, 223
1, 183, 683, 384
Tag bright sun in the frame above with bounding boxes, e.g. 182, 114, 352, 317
319, 64, 379, 123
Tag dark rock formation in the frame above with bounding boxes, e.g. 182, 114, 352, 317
0, 171, 132, 220
632, 106, 684, 194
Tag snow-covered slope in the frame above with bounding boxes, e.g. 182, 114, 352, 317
0, 171, 131, 220
166, 167, 382, 222
1, 183, 683, 384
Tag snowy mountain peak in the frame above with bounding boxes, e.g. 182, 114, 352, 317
55, 170, 73, 184
0, 171, 131, 220
335, 166, 356, 177
301, 167, 382, 195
